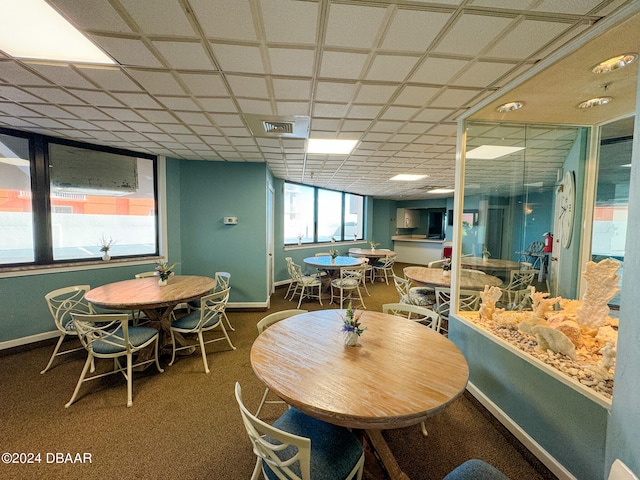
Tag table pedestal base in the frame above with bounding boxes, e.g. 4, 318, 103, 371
360, 429, 410, 480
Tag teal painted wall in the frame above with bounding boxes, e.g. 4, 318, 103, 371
450, 318, 608, 480
176, 160, 268, 303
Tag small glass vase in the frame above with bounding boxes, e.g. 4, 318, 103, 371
343, 330, 359, 346
158, 278, 168, 287
442, 269, 450, 277
102, 252, 110, 261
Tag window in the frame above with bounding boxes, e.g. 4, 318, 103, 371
0, 128, 158, 267
283, 182, 364, 245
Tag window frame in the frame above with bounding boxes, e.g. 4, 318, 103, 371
0, 127, 159, 268
283, 181, 365, 245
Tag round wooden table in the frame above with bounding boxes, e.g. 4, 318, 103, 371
348, 247, 394, 260
460, 257, 522, 272
251, 309, 469, 479
303, 255, 364, 271
85, 275, 216, 353
404, 266, 502, 290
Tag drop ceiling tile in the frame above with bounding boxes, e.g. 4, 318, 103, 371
218, 127, 252, 137
50, 0, 133, 32
395, 85, 440, 105
272, 78, 312, 100
199, 97, 237, 113
156, 96, 201, 111
381, 9, 450, 52
27, 117, 73, 129
319, 51, 368, 80
341, 119, 373, 131
0, 63, 53, 86
432, 14, 513, 56
0, 86, 49, 103
276, 101, 310, 116
35, 105, 77, 118
489, 20, 571, 61
312, 103, 349, 118
315, 82, 357, 103
0, 103, 43, 117
174, 111, 212, 125
532, 0, 604, 14
354, 84, 398, 104
451, 61, 515, 88
411, 57, 469, 84
413, 108, 455, 123
310, 118, 341, 131
26, 87, 85, 104
226, 75, 269, 98
160, 124, 192, 134
128, 70, 185, 96
191, 126, 221, 136
261, 0, 318, 43
210, 113, 246, 127
153, 41, 215, 70
325, 3, 387, 48
119, 0, 196, 36
190, 0, 257, 40
93, 36, 163, 68
381, 106, 420, 121
115, 131, 149, 142
138, 109, 178, 123
211, 44, 265, 74
429, 87, 482, 108
366, 54, 421, 82
107, 93, 159, 110
68, 90, 121, 107
237, 99, 273, 115
268, 48, 315, 76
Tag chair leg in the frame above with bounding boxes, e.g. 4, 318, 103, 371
65, 353, 93, 408
255, 387, 270, 417
40, 334, 65, 374
198, 331, 210, 374
297, 285, 305, 308
126, 353, 133, 407
421, 421, 428, 437
222, 311, 234, 331
153, 336, 164, 373
169, 330, 178, 366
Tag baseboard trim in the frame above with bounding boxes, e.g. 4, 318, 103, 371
467, 382, 576, 480
1, 330, 60, 351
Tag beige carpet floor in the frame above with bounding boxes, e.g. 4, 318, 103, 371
0, 263, 557, 480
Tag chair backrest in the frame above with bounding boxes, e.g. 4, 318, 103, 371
505, 269, 536, 291
45, 285, 94, 331
235, 382, 312, 480
135, 271, 157, 278
257, 309, 308, 334
379, 255, 395, 268
198, 288, 230, 329
428, 259, 446, 268
435, 288, 481, 319
382, 303, 440, 331
215, 271, 231, 292
609, 460, 639, 480
290, 262, 304, 282
340, 264, 365, 281
315, 252, 331, 257
393, 274, 411, 298
71, 313, 132, 354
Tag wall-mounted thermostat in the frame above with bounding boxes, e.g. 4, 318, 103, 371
224, 216, 238, 225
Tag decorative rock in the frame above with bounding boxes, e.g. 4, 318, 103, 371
576, 259, 620, 329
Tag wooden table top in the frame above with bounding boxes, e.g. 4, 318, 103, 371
348, 248, 394, 258
303, 255, 364, 269
85, 275, 216, 310
460, 257, 522, 271
250, 309, 469, 430
404, 266, 502, 290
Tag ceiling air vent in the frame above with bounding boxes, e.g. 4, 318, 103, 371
245, 114, 310, 139
263, 121, 294, 134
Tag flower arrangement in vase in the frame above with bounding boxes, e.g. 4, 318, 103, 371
369, 241, 380, 251
482, 247, 491, 259
341, 301, 366, 346
155, 261, 176, 286
329, 249, 339, 262
99, 235, 115, 261
442, 257, 451, 277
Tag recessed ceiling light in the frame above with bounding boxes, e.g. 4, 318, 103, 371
591, 53, 638, 74
466, 145, 525, 160
0, 0, 115, 64
307, 139, 358, 154
578, 97, 612, 109
390, 174, 429, 181
496, 101, 524, 113
428, 188, 455, 194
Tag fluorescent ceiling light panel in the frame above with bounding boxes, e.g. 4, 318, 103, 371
428, 188, 455, 194
0, 0, 115, 64
466, 145, 525, 160
390, 174, 428, 181
307, 139, 357, 154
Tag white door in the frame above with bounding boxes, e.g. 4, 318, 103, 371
267, 183, 275, 306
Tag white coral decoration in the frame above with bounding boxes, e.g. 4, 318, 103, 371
576, 258, 621, 329
478, 285, 502, 320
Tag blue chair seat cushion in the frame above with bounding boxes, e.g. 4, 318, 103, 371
443, 459, 510, 480
171, 310, 220, 330
331, 278, 360, 288
92, 326, 158, 354
263, 408, 363, 480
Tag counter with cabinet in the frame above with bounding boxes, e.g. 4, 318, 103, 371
391, 235, 445, 264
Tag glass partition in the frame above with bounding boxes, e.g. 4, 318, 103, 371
460, 121, 588, 307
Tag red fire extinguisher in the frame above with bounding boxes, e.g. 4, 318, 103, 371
544, 232, 553, 253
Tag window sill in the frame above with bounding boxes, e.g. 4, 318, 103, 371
0, 255, 163, 278
284, 240, 368, 251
